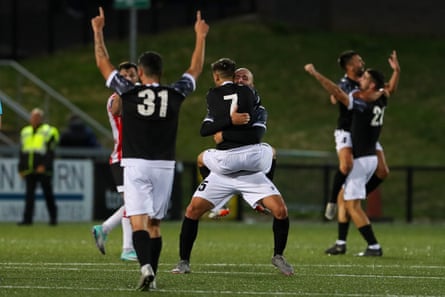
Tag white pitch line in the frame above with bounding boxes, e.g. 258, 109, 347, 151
1, 264, 444, 280
0, 285, 443, 297
0, 262, 444, 269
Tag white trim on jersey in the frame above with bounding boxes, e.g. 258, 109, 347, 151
347, 89, 359, 110
182, 73, 196, 91
106, 70, 118, 88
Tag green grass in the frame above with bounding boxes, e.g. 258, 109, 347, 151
1, 221, 444, 296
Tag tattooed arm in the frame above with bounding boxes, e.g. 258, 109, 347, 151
91, 7, 115, 80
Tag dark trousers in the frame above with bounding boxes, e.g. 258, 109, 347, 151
22, 173, 57, 224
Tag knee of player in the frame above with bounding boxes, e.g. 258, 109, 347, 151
271, 147, 277, 159
197, 152, 205, 167
185, 198, 211, 220
272, 205, 288, 220
376, 165, 390, 179
147, 221, 161, 237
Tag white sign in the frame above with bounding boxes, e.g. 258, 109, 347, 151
0, 158, 93, 222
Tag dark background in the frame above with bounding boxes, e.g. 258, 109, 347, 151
1, 0, 443, 59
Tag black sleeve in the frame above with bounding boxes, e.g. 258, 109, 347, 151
222, 126, 265, 145
43, 134, 57, 170
200, 118, 232, 136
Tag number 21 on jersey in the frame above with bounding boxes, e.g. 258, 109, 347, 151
371, 106, 385, 127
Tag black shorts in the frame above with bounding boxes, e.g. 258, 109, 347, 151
110, 162, 124, 192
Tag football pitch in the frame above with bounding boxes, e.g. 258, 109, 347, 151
0, 220, 444, 297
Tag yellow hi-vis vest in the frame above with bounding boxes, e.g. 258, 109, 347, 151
19, 124, 59, 175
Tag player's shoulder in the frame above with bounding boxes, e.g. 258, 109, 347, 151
234, 84, 256, 98
339, 76, 359, 92
375, 94, 388, 107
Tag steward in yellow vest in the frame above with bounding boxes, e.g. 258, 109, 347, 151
17, 108, 59, 225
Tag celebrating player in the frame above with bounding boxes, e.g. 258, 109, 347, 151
305, 63, 388, 256
172, 58, 294, 276
91, 7, 209, 290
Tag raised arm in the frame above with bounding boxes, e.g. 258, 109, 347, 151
385, 50, 400, 95
91, 7, 115, 80
185, 11, 209, 80
304, 64, 350, 107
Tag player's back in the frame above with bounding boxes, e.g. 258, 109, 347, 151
121, 85, 185, 160
203, 83, 257, 149
208, 83, 255, 118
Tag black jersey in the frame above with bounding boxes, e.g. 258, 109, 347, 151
200, 82, 257, 150
336, 76, 360, 131
350, 93, 387, 158
107, 71, 195, 160
221, 87, 267, 146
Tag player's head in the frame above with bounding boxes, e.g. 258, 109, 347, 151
118, 61, 139, 84
137, 51, 163, 81
360, 68, 385, 91
211, 58, 236, 86
234, 68, 254, 87
338, 50, 365, 77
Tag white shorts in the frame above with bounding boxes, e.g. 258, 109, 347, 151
122, 158, 175, 219
203, 143, 273, 175
334, 129, 384, 152
343, 156, 378, 201
192, 171, 281, 211
334, 129, 353, 151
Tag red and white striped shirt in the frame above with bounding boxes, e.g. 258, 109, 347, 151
107, 94, 122, 164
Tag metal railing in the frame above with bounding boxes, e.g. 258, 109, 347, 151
1, 141, 443, 222
180, 160, 445, 223
0, 59, 112, 145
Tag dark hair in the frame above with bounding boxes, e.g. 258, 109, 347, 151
118, 61, 137, 72
338, 50, 358, 70
366, 68, 385, 90
137, 51, 163, 77
211, 58, 236, 79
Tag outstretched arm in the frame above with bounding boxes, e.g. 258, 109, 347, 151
385, 50, 400, 95
304, 64, 350, 106
91, 7, 115, 80
185, 11, 209, 80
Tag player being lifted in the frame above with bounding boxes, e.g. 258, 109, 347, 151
324, 50, 399, 256
172, 58, 294, 276
305, 63, 389, 256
